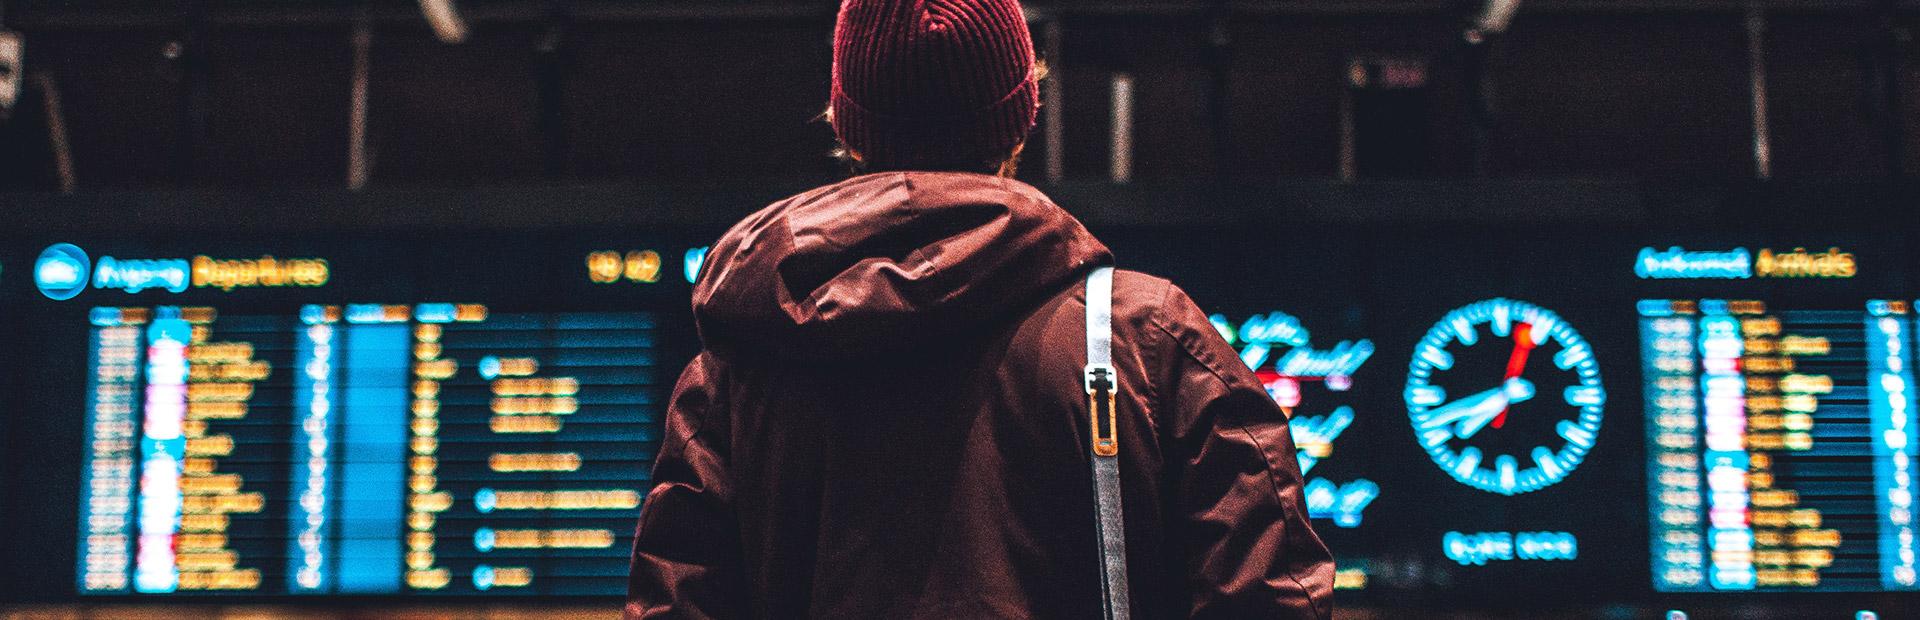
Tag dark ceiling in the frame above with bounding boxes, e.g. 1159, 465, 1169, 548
2, 1, 1917, 192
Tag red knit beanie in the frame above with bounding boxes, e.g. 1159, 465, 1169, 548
830, 0, 1040, 170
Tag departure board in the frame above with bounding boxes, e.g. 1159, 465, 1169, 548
75, 303, 659, 595
1642, 299, 1920, 592
2, 236, 702, 598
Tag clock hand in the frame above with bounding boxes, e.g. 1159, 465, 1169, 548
1417, 378, 1537, 439
1490, 322, 1536, 429
1416, 386, 1501, 430
1458, 377, 1535, 439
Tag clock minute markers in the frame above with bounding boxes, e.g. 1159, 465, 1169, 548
1406, 298, 1605, 495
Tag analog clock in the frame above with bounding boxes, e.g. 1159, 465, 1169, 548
1404, 298, 1605, 495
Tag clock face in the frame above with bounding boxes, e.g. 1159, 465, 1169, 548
1404, 298, 1605, 495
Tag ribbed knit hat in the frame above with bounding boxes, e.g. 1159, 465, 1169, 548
830, 0, 1039, 170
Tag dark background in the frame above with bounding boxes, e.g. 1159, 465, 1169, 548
5, 0, 1920, 617
2, 0, 1919, 191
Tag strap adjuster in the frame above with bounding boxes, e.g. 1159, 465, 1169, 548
1085, 363, 1119, 457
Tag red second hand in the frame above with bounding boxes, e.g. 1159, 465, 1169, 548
1491, 322, 1535, 429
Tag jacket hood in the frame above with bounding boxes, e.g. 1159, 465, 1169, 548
692, 172, 1112, 362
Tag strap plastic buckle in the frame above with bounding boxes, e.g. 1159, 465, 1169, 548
1085, 363, 1119, 457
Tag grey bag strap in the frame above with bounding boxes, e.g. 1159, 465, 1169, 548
1083, 266, 1131, 620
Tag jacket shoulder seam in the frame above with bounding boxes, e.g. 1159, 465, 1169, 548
1131, 274, 1172, 438
679, 352, 726, 458
1147, 300, 1327, 616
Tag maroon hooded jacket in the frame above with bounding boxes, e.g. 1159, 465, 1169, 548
626, 172, 1334, 619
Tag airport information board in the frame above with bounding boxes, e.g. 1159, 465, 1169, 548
1137, 234, 1919, 599
1639, 299, 1918, 592
1, 238, 699, 597
1, 228, 1916, 603
1627, 245, 1919, 593
75, 305, 658, 595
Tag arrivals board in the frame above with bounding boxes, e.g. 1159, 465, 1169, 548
1115, 229, 1919, 601
1630, 246, 1918, 593
1639, 299, 1918, 592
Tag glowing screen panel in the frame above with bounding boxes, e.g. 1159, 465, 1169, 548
76, 304, 659, 595
1643, 299, 1920, 592
22, 237, 698, 597
10, 224, 1915, 606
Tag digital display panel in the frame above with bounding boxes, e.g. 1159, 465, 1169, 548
1642, 299, 1920, 592
0, 237, 704, 597
1, 219, 1915, 610
1121, 231, 1917, 604
1117, 229, 1642, 603
1630, 245, 1920, 593
1197, 297, 1616, 596
76, 304, 658, 595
